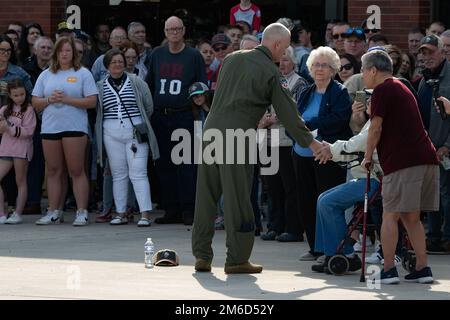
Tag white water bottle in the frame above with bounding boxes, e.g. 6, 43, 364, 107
144, 238, 154, 268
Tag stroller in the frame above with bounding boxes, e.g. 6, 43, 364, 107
328, 152, 416, 281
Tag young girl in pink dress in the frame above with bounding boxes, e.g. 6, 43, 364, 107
0, 79, 36, 224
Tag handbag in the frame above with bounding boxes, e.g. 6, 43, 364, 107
117, 90, 149, 144
133, 122, 149, 144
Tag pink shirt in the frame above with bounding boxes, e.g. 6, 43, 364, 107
0, 104, 36, 161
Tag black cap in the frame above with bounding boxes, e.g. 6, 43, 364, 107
152, 249, 179, 266
419, 34, 441, 51
188, 82, 209, 98
342, 27, 366, 41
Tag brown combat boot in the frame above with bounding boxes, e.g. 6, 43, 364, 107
195, 258, 212, 272
224, 261, 263, 274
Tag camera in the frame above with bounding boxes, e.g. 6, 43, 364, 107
426, 79, 448, 120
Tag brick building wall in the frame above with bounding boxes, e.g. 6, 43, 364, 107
0, 0, 66, 37
348, 0, 431, 51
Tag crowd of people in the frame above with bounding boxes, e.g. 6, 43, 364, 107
0, 0, 449, 282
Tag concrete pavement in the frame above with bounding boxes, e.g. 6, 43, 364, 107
0, 210, 449, 300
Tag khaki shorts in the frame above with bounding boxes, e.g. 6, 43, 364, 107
381, 165, 439, 213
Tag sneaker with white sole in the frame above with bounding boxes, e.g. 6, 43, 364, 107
5, 212, 23, 224
73, 209, 89, 226
379, 266, 400, 284
36, 209, 64, 225
0, 215, 7, 224
353, 240, 362, 252
365, 251, 383, 264
404, 266, 434, 284
316, 255, 326, 264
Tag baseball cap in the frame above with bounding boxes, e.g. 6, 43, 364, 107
211, 33, 231, 47
152, 249, 179, 266
419, 34, 441, 51
74, 29, 89, 43
57, 21, 75, 34
342, 27, 366, 41
188, 82, 209, 98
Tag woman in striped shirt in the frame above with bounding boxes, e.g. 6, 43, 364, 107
95, 48, 159, 227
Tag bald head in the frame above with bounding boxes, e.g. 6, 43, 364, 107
165, 16, 184, 29
261, 23, 291, 62
262, 23, 291, 45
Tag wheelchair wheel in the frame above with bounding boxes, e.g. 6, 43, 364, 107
328, 255, 349, 275
402, 251, 417, 273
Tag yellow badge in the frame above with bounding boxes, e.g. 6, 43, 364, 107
67, 76, 78, 83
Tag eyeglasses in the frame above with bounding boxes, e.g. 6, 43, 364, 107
165, 27, 184, 34
364, 28, 380, 34
340, 63, 353, 71
213, 45, 228, 52
332, 33, 345, 40
0, 48, 12, 55
311, 63, 330, 70
111, 36, 127, 41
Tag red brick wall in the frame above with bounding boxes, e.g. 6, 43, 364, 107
348, 0, 431, 51
0, 0, 66, 39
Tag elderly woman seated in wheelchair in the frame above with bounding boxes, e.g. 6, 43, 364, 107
311, 101, 383, 276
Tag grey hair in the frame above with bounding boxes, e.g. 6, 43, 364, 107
283, 46, 298, 72
306, 46, 341, 76
33, 36, 53, 50
239, 34, 259, 49
442, 29, 450, 38
276, 17, 294, 31
361, 49, 393, 74
127, 21, 145, 33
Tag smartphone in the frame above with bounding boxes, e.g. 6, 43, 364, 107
355, 91, 367, 109
435, 98, 448, 120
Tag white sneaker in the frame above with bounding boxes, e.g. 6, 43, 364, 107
0, 215, 7, 224
5, 212, 23, 224
353, 240, 362, 252
373, 240, 381, 252
381, 255, 402, 267
36, 209, 64, 225
73, 209, 89, 226
299, 252, 317, 261
316, 255, 326, 264
365, 251, 383, 264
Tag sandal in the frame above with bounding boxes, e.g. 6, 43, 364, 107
110, 215, 128, 225
137, 217, 152, 227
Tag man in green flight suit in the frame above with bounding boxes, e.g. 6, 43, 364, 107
192, 23, 323, 274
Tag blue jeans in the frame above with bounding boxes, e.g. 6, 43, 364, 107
427, 166, 450, 241
315, 178, 380, 256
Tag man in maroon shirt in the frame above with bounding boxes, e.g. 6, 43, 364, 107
362, 48, 439, 284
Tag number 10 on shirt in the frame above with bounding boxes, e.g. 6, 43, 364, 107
159, 79, 182, 95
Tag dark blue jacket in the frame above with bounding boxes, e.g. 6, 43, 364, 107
297, 79, 352, 143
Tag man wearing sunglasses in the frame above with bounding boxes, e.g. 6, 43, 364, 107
210, 33, 233, 90
343, 27, 367, 66
331, 22, 350, 55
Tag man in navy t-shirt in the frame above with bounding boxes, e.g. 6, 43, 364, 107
145, 16, 206, 225
363, 49, 439, 284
